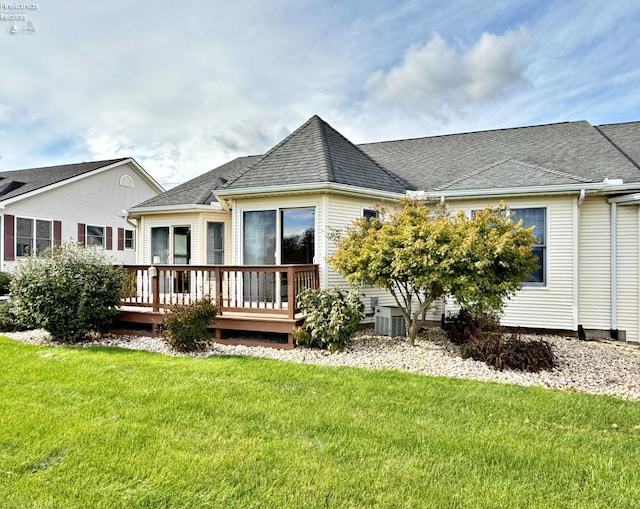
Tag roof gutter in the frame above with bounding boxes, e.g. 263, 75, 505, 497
127, 202, 224, 218
213, 182, 405, 201
407, 181, 640, 201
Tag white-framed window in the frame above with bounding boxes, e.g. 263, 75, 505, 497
151, 225, 191, 264
86, 225, 105, 247
124, 229, 135, 250
16, 217, 53, 256
512, 207, 546, 285
206, 222, 224, 264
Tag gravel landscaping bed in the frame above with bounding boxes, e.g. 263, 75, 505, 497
4, 329, 640, 401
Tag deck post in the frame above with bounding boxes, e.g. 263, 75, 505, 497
215, 266, 224, 315
288, 265, 295, 319
150, 268, 160, 313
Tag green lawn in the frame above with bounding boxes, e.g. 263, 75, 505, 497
1, 335, 639, 509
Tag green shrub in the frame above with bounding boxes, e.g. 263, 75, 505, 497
0, 272, 11, 295
163, 296, 217, 352
294, 287, 364, 351
0, 301, 27, 332
10, 243, 127, 342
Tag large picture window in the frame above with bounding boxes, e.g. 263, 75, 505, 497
16, 217, 52, 256
512, 208, 546, 285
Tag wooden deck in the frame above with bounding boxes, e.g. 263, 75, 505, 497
115, 264, 319, 349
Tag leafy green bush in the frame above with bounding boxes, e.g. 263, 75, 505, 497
163, 296, 217, 352
10, 243, 127, 342
0, 272, 11, 295
0, 302, 27, 332
447, 308, 555, 372
294, 287, 364, 351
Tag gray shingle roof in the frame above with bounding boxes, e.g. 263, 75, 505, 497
132, 116, 640, 210
359, 121, 640, 192
133, 155, 260, 208
0, 158, 129, 201
222, 115, 412, 193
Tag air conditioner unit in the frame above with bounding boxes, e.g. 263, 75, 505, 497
374, 306, 406, 337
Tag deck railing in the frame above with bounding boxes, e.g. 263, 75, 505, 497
121, 264, 320, 319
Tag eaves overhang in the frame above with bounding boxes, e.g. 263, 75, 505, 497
213, 182, 405, 201
407, 182, 640, 202
127, 203, 224, 218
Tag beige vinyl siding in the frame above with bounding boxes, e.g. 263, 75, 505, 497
326, 195, 402, 319
446, 196, 577, 331
578, 197, 611, 330
615, 205, 639, 341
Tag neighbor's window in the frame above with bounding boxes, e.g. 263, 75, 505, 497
16, 217, 52, 256
124, 229, 135, 250
86, 225, 105, 247
206, 222, 224, 264
512, 208, 546, 285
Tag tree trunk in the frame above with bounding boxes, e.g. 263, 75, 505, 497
407, 316, 419, 346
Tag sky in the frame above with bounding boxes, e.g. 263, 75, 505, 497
1, 0, 639, 189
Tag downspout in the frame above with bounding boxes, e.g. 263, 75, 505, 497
576, 189, 585, 339
610, 201, 618, 338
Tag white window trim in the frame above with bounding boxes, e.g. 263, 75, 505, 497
15, 216, 53, 257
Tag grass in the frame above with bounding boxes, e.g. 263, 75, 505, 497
1, 335, 639, 508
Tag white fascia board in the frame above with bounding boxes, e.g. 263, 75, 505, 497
127, 203, 224, 217
213, 182, 405, 201
0, 158, 164, 207
408, 182, 640, 201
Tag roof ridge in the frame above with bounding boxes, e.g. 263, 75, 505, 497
1, 157, 129, 174
317, 117, 336, 182
314, 116, 415, 190
358, 120, 587, 148
221, 118, 323, 189
594, 126, 640, 171
434, 159, 591, 191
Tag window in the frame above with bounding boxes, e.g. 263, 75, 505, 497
206, 222, 224, 264
124, 229, 135, 250
512, 208, 546, 285
363, 209, 379, 220
150, 226, 191, 264
16, 217, 52, 256
86, 225, 105, 247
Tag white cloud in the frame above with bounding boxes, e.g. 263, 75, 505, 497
366, 28, 531, 118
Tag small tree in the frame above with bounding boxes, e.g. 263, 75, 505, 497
329, 199, 537, 344
11, 242, 127, 342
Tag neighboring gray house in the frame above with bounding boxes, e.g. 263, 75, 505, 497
128, 116, 640, 342
1, 157, 163, 271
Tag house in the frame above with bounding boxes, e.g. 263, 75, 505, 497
127, 116, 640, 343
0, 158, 164, 272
